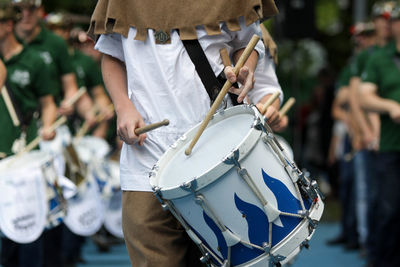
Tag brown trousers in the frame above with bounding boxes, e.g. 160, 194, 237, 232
122, 191, 206, 267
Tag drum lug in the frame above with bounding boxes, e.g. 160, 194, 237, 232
301, 239, 310, 249
262, 242, 271, 254
252, 117, 266, 132
180, 179, 198, 193
269, 255, 285, 267
311, 180, 325, 200
308, 219, 319, 232
223, 149, 240, 168
200, 253, 210, 263
153, 187, 166, 206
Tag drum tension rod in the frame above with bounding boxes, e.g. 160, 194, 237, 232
152, 187, 220, 267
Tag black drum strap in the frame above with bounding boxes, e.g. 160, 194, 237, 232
181, 39, 239, 105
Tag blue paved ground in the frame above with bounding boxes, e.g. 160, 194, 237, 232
77, 223, 365, 267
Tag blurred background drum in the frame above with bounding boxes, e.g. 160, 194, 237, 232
0, 151, 50, 243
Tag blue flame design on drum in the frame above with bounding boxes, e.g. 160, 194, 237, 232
203, 169, 310, 266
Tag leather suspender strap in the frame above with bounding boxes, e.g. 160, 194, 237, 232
181, 39, 239, 105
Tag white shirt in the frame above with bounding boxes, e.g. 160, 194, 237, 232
95, 18, 282, 191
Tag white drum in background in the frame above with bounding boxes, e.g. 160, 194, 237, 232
40, 125, 72, 176
104, 189, 123, 239
103, 160, 123, 238
150, 105, 324, 267
64, 175, 105, 236
73, 136, 111, 164
73, 136, 111, 194
0, 151, 49, 243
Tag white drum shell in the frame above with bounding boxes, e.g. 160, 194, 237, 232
64, 175, 105, 236
150, 105, 324, 266
0, 151, 50, 243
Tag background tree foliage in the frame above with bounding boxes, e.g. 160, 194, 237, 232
43, 0, 97, 15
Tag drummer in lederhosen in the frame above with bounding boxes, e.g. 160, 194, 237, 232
89, 0, 286, 266
0, 2, 58, 266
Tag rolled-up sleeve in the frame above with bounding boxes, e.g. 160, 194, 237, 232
229, 17, 265, 60
95, 33, 125, 62
248, 54, 283, 105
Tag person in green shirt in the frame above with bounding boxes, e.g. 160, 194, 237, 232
360, 5, 400, 267
0, 3, 57, 267
11, 0, 95, 123
45, 13, 114, 139
0, 2, 56, 156
347, 4, 395, 265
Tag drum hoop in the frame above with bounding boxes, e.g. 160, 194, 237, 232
0, 150, 53, 172
150, 105, 264, 199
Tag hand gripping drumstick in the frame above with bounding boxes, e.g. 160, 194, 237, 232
75, 104, 115, 138
279, 97, 296, 116
261, 91, 280, 114
64, 87, 87, 107
1, 86, 20, 127
134, 119, 170, 135
185, 34, 260, 156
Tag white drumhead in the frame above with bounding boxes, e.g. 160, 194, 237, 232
0, 150, 52, 172
150, 105, 261, 198
159, 108, 254, 188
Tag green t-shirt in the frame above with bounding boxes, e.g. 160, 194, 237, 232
350, 45, 380, 77
362, 41, 400, 152
336, 63, 352, 89
22, 26, 74, 104
0, 46, 53, 156
70, 49, 103, 91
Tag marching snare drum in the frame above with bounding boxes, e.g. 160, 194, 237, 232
63, 136, 108, 236
150, 105, 324, 267
103, 160, 123, 238
40, 125, 72, 176
0, 151, 50, 243
63, 174, 105, 236
73, 136, 111, 164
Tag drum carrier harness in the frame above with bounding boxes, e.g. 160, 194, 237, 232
181, 38, 240, 106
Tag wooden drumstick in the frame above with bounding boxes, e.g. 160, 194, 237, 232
261, 91, 280, 114
18, 116, 68, 155
134, 119, 170, 135
75, 104, 114, 138
185, 34, 260, 156
220, 48, 232, 67
1, 86, 20, 127
279, 97, 296, 116
64, 87, 87, 107
16, 88, 86, 156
